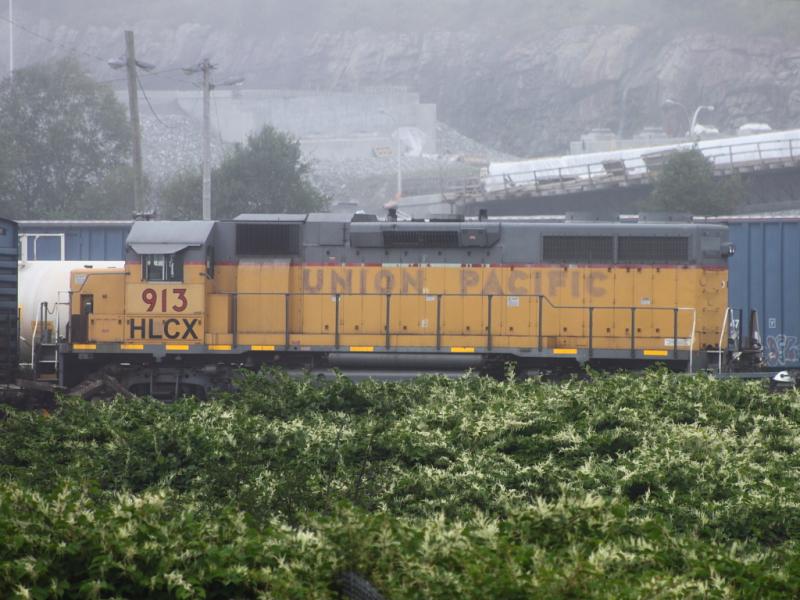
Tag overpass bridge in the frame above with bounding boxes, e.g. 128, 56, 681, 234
399, 130, 800, 217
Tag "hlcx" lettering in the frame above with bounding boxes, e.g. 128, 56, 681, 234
129, 318, 200, 340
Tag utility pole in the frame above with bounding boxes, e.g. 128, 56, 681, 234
184, 59, 215, 220
108, 36, 155, 216
184, 60, 244, 220
124, 31, 144, 215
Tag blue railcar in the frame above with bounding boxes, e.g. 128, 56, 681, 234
727, 218, 800, 369
17, 220, 132, 261
0, 218, 18, 381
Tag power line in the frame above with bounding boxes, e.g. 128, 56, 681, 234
212, 93, 226, 146
99, 67, 190, 86
136, 72, 175, 130
0, 14, 194, 90
0, 14, 108, 65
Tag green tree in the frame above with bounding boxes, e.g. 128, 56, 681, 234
81, 165, 150, 218
159, 126, 327, 219
0, 57, 131, 219
647, 149, 745, 216
156, 168, 202, 220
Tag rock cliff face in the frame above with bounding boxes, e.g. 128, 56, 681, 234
6, 18, 800, 156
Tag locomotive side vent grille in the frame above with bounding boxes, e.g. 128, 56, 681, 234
236, 223, 301, 256
618, 236, 689, 263
542, 236, 613, 263
383, 230, 460, 248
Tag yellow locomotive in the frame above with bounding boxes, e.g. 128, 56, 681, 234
61, 212, 735, 396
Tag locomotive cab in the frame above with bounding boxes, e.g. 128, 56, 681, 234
61, 221, 215, 388
68, 267, 126, 344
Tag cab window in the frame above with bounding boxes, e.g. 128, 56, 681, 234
143, 254, 183, 282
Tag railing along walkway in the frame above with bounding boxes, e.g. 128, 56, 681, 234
225, 291, 698, 361
443, 137, 800, 203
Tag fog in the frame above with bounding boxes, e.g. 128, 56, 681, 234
18, 0, 800, 37
6, 0, 800, 173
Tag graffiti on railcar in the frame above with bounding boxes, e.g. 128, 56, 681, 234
765, 334, 799, 367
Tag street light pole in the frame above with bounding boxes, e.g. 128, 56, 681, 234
380, 110, 403, 200
663, 98, 691, 136
690, 105, 715, 136
394, 127, 402, 200
663, 98, 715, 138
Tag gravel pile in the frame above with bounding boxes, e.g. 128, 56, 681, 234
435, 122, 518, 162
308, 124, 517, 210
140, 112, 228, 183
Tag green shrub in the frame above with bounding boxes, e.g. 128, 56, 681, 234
2, 370, 800, 597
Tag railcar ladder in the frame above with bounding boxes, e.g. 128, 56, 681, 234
32, 301, 58, 381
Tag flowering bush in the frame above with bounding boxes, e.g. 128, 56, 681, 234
2, 370, 800, 597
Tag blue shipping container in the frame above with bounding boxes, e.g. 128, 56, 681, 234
728, 219, 800, 369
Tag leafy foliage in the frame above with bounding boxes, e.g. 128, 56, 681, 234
0, 58, 132, 219
158, 126, 327, 219
2, 371, 800, 597
647, 149, 746, 215
156, 167, 202, 220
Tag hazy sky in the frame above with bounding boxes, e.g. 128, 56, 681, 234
15, 1, 800, 38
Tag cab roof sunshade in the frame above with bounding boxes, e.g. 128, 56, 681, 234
127, 220, 214, 254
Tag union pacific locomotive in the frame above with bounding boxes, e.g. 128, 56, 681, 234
52, 212, 743, 396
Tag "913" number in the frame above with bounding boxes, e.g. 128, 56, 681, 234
141, 288, 188, 313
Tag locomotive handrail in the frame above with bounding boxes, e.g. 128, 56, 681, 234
222, 290, 698, 357
227, 289, 695, 308
718, 308, 731, 374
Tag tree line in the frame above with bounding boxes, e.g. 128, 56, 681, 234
0, 57, 326, 221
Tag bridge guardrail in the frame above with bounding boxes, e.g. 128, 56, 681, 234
475, 136, 800, 198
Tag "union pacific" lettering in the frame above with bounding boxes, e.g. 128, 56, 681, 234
300, 267, 609, 297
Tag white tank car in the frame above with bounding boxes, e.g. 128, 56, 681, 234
17, 260, 124, 361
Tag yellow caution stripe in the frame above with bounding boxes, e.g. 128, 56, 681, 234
644, 350, 669, 357
120, 343, 144, 351
553, 348, 578, 355
165, 344, 189, 351
72, 343, 96, 351
209, 345, 232, 351
251, 345, 276, 351
350, 346, 374, 352
451, 347, 475, 353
